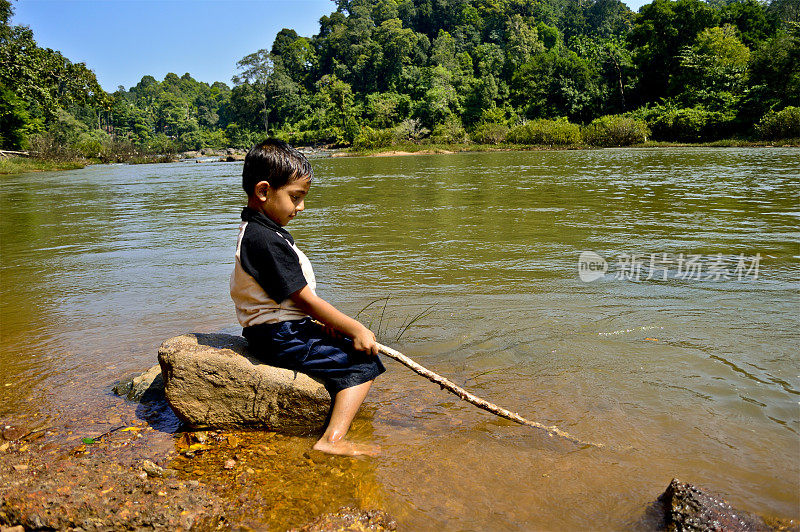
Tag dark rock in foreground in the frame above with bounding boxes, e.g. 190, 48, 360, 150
645, 478, 792, 531
158, 333, 331, 434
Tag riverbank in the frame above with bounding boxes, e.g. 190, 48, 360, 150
0, 154, 181, 175
1, 380, 796, 531
0, 407, 393, 530
3, 139, 797, 175
343, 138, 800, 157
0, 156, 89, 175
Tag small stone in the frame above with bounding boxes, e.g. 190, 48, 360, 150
142, 460, 164, 478
2, 426, 27, 441
223, 459, 236, 470
187, 480, 200, 488
112, 365, 164, 402
246, 468, 255, 474
12, 464, 28, 472
137, 471, 147, 480
296, 507, 398, 531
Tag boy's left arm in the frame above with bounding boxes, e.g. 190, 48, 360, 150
289, 286, 378, 355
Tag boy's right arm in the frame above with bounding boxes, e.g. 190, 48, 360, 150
289, 286, 378, 356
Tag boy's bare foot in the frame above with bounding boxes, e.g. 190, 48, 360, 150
312, 438, 381, 457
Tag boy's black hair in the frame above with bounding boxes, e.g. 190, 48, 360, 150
242, 139, 313, 196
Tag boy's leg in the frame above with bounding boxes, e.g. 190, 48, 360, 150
313, 380, 379, 456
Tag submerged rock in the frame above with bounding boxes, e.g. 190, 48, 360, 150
647, 478, 779, 531
157, 333, 331, 434
112, 364, 164, 402
291, 507, 397, 531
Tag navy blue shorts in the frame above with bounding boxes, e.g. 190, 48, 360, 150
243, 317, 386, 396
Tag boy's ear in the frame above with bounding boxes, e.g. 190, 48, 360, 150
254, 180, 271, 200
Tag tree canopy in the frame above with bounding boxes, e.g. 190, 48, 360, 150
1, 0, 798, 152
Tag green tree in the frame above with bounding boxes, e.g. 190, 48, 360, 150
267, 59, 305, 128
675, 24, 751, 107
630, 0, 719, 104
227, 82, 265, 131
365, 91, 410, 127
233, 49, 275, 133
503, 14, 544, 72
571, 35, 634, 113
586, 0, 634, 38
720, 0, 779, 48
374, 18, 421, 89
272, 29, 318, 87
768, 0, 800, 24
746, 23, 800, 115
316, 74, 355, 132
0, 82, 29, 149
511, 47, 598, 121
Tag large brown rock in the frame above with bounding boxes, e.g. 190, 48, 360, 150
157, 333, 331, 434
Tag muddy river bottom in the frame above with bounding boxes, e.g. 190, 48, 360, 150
0, 397, 393, 531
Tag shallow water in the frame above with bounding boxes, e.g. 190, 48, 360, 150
1, 148, 798, 529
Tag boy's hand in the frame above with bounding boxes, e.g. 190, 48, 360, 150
290, 287, 379, 355
322, 324, 342, 340
352, 325, 378, 356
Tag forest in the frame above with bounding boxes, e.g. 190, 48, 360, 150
1, 0, 799, 160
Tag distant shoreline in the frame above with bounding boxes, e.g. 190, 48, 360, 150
340, 139, 800, 158
3, 140, 798, 175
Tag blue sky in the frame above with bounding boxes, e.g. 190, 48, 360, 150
11, 0, 650, 92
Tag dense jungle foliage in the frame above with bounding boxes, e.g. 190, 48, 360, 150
1, 0, 799, 158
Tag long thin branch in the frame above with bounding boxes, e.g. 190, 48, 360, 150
375, 341, 603, 448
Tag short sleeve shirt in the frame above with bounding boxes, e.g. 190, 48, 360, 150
230, 207, 316, 327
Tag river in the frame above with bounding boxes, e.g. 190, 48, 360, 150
1, 147, 798, 529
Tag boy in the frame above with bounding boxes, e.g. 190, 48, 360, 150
230, 139, 385, 457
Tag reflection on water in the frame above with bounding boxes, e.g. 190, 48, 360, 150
1, 148, 798, 529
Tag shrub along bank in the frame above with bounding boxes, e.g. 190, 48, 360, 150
347, 105, 799, 153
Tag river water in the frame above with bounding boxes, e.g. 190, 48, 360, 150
1, 148, 798, 530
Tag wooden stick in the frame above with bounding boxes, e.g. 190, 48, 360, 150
312, 319, 601, 447
376, 341, 602, 448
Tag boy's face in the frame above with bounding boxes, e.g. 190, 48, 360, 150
254, 176, 310, 227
